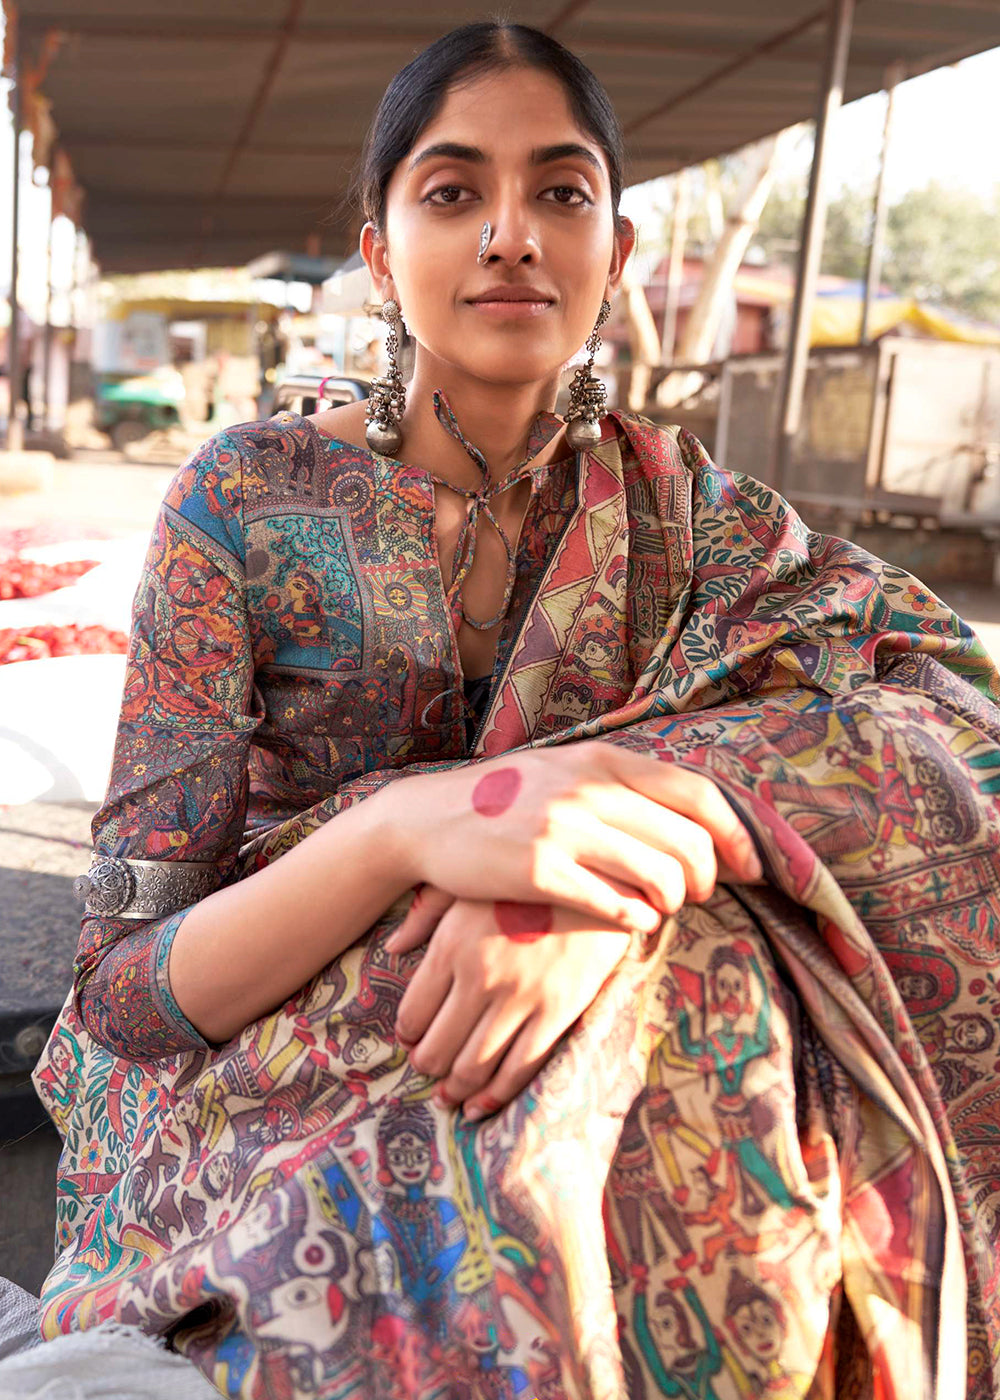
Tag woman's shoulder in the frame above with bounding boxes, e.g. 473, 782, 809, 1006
302, 398, 370, 450
606, 409, 703, 475
180, 404, 366, 462
173, 408, 373, 504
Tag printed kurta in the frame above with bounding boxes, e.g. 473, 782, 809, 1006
73, 402, 577, 1059
33, 407, 1000, 1400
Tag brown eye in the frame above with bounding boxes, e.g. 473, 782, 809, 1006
425, 184, 473, 205
542, 185, 591, 206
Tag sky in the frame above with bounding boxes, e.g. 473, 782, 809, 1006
2, 27, 999, 324
791, 45, 1000, 202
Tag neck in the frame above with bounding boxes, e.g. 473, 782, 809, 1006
404, 353, 564, 486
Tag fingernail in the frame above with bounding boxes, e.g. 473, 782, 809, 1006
743, 852, 763, 881
463, 1105, 485, 1122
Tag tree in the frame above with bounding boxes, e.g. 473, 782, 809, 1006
657, 130, 799, 407
885, 181, 1000, 321
753, 180, 870, 280
754, 175, 1000, 322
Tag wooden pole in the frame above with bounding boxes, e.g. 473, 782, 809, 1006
660, 167, 690, 365
5, 20, 23, 451
860, 61, 904, 344
621, 258, 662, 411
42, 168, 56, 432
657, 132, 791, 410
771, 0, 855, 492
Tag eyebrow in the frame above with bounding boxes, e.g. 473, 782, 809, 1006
408, 140, 602, 174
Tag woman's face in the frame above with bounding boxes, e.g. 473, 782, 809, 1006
363, 65, 634, 391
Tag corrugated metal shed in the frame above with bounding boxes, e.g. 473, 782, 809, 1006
7, 0, 1000, 272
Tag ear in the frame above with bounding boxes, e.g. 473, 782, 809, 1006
360, 221, 396, 302
605, 215, 636, 297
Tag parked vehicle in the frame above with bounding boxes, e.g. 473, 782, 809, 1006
272, 372, 369, 417
94, 367, 185, 451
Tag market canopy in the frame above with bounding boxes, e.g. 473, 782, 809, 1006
6, 0, 1000, 273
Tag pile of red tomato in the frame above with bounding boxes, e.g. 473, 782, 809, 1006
0, 549, 128, 664
0, 555, 100, 600
0, 623, 129, 664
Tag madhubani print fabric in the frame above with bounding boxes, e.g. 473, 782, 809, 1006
31, 407, 1000, 1400
68, 400, 576, 1060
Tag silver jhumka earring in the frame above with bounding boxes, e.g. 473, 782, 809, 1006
477, 220, 493, 264
565, 298, 612, 451
365, 299, 406, 456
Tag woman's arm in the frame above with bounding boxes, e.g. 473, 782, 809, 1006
167, 786, 414, 1044
79, 427, 430, 1057
75, 428, 264, 1060
176, 734, 763, 1048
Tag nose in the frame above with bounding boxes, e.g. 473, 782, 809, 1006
480, 192, 540, 266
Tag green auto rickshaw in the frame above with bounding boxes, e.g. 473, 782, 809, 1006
94, 368, 185, 451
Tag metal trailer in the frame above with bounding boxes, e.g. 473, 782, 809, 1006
656, 338, 1000, 583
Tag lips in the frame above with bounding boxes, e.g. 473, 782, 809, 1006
467, 285, 555, 305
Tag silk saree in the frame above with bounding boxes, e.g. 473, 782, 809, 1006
31, 407, 1000, 1400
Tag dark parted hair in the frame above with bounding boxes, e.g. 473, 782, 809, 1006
355, 22, 627, 234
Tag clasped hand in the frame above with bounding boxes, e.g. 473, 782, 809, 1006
385, 887, 632, 1120
382, 741, 763, 1120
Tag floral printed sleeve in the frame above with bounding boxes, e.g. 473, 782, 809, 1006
74, 428, 262, 1061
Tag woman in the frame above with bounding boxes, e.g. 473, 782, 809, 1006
30, 22, 1000, 1400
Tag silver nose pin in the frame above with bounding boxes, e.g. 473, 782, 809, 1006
477, 221, 493, 264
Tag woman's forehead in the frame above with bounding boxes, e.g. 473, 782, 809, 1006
407, 67, 604, 167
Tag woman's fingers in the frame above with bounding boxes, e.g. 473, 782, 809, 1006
597, 747, 763, 881
435, 1001, 523, 1106
716, 857, 767, 887
405, 981, 484, 1083
535, 848, 663, 933
567, 808, 713, 908
385, 884, 454, 954
393, 930, 455, 1047
461, 1011, 553, 1121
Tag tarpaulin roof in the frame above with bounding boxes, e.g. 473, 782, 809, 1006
7, 0, 1000, 273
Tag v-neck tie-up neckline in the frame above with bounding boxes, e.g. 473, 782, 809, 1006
425, 390, 567, 632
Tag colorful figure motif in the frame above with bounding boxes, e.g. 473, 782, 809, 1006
29, 407, 1000, 1399
633, 1274, 725, 1400
371, 1105, 467, 1324
671, 942, 799, 1217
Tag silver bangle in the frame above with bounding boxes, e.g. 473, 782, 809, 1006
74, 855, 219, 920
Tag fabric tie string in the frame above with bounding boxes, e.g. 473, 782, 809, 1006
428, 390, 565, 631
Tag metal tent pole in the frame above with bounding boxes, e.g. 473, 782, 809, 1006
771, 0, 855, 493
5, 20, 23, 451
860, 61, 904, 345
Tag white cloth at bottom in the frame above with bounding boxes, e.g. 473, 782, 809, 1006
0, 1279, 220, 1400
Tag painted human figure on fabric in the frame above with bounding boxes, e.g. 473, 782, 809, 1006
33, 1031, 84, 1120
724, 1269, 811, 1399
605, 1102, 698, 1281
371, 1104, 468, 1329
671, 941, 800, 1217
642, 1064, 714, 1207
680, 1159, 778, 1277
918, 1007, 996, 1101
632, 1271, 726, 1400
